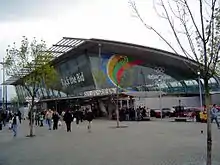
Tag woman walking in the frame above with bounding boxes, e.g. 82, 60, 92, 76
86, 109, 94, 132
11, 113, 20, 137
46, 109, 53, 130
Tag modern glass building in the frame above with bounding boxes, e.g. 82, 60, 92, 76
4, 37, 220, 111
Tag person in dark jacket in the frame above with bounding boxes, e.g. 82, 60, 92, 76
35, 112, 40, 126
79, 109, 84, 122
52, 111, 60, 130
74, 109, 81, 127
17, 110, 22, 124
86, 109, 94, 132
2, 112, 7, 126
63, 110, 73, 132
28, 111, 35, 126
39, 112, 44, 127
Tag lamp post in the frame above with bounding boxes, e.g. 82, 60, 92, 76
116, 83, 120, 128
198, 71, 203, 109
158, 77, 162, 120
0, 58, 7, 111
155, 67, 165, 120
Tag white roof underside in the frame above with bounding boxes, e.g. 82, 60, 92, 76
122, 91, 166, 98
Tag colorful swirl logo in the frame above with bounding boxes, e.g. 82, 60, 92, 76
107, 55, 143, 88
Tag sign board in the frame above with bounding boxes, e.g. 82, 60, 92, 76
84, 88, 117, 97
25, 97, 39, 103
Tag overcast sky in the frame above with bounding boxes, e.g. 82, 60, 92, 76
0, 0, 203, 99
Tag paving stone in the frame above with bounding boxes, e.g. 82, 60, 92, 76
0, 119, 219, 165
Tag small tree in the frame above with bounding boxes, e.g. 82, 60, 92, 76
5, 37, 57, 137
129, 1, 220, 164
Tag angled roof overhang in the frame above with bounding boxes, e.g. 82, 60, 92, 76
3, 38, 87, 85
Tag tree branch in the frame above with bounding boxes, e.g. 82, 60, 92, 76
183, 0, 203, 40
159, 0, 193, 58
199, 0, 209, 77
129, 0, 179, 54
175, 2, 200, 62
205, 0, 217, 43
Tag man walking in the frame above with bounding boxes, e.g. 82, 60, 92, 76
17, 110, 22, 124
52, 111, 60, 130
63, 110, 73, 132
211, 104, 220, 129
75, 109, 81, 127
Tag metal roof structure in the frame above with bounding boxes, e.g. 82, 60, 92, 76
3, 37, 87, 85
2, 76, 20, 85
48, 37, 86, 58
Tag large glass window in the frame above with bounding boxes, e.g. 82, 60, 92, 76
56, 54, 95, 96
184, 80, 198, 86
209, 77, 217, 84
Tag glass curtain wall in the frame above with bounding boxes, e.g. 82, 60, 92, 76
89, 53, 220, 94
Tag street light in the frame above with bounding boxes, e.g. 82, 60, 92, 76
158, 77, 162, 120
155, 67, 165, 120
197, 71, 203, 109
0, 58, 7, 111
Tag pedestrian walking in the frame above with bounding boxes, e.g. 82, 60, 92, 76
211, 104, 220, 129
2, 111, 7, 127
28, 111, 34, 126
46, 109, 53, 130
79, 109, 84, 122
35, 112, 40, 126
17, 110, 22, 124
0, 111, 3, 130
39, 112, 44, 127
75, 109, 81, 127
52, 111, 60, 130
11, 113, 20, 137
86, 109, 94, 132
63, 110, 73, 132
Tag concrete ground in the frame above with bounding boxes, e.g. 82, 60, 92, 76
0, 119, 220, 165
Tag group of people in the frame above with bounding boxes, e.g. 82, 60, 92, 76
112, 106, 149, 121
1, 103, 219, 137
30, 109, 60, 130
0, 110, 22, 126
62, 108, 94, 132
28, 108, 94, 133
0, 110, 22, 136
0, 107, 94, 137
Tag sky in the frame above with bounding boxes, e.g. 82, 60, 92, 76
0, 0, 203, 99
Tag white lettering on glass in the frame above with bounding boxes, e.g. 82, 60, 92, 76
60, 72, 85, 87
84, 88, 117, 96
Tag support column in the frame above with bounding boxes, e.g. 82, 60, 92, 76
127, 99, 129, 108
120, 100, 122, 109
98, 100, 107, 116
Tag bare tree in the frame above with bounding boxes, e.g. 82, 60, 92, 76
5, 37, 58, 137
129, 0, 220, 164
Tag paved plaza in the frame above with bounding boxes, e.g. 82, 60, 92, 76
0, 119, 220, 165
